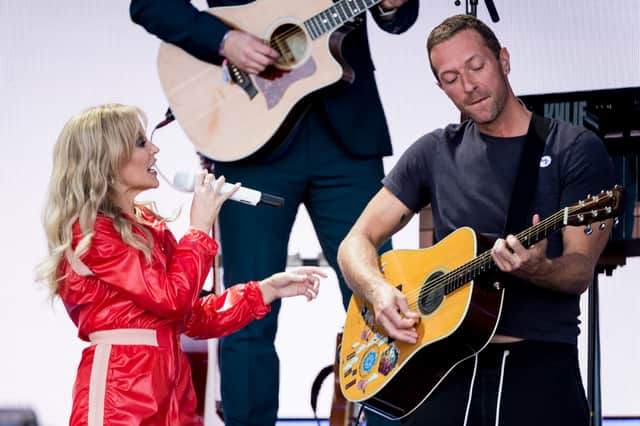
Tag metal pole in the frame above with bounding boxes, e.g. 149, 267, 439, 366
587, 272, 602, 426
466, 0, 478, 16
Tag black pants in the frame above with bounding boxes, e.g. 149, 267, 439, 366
368, 340, 589, 426
214, 105, 391, 426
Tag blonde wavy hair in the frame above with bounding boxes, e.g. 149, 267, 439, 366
36, 103, 164, 295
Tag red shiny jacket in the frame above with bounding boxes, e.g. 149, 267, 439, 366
58, 210, 270, 425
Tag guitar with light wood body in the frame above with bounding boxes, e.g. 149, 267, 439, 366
339, 188, 623, 420
157, 0, 386, 162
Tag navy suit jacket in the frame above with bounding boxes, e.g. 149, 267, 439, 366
131, 0, 419, 158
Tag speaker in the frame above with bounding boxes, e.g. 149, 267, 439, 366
0, 408, 39, 426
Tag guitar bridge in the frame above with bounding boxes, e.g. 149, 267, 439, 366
227, 62, 258, 99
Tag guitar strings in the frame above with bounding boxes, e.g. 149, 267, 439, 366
403, 197, 613, 309
398, 207, 573, 310
384, 187, 617, 309
266, 20, 331, 51
265, 7, 343, 47
403, 210, 559, 303
253, 0, 382, 53
405, 208, 568, 304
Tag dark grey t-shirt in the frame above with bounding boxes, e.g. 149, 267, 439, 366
383, 118, 615, 344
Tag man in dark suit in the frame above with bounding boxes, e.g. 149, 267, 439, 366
130, 1, 419, 424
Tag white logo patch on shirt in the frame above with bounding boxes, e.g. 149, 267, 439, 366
539, 155, 552, 168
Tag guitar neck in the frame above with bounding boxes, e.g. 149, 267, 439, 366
442, 207, 571, 295
304, 0, 383, 40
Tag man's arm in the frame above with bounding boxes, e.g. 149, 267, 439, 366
130, 0, 279, 74
338, 187, 420, 343
492, 215, 612, 295
493, 128, 615, 295
130, 0, 230, 64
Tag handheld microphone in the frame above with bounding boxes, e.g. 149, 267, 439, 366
171, 171, 284, 208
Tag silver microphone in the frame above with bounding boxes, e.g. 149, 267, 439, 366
157, 168, 284, 208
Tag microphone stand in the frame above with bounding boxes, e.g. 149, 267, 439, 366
467, 0, 478, 16
457, 0, 500, 22
483, 0, 500, 22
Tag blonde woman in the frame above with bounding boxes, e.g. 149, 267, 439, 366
37, 103, 324, 425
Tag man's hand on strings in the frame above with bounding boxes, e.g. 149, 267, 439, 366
370, 283, 419, 344
491, 214, 550, 280
222, 30, 279, 75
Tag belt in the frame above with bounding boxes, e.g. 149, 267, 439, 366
86, 328, 174, 425
89, 328, 159, 346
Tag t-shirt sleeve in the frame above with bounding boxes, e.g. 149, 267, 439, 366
382, 134, 433, 213
560, 129, 616, 207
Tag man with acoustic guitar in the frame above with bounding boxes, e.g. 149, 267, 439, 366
338, 15, 615, 426
130, 0, 418, 425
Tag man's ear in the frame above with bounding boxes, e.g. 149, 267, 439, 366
499, 47, 510, 74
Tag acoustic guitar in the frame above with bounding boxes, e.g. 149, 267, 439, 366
158, 0, 385, 162
338, 187, 623, 420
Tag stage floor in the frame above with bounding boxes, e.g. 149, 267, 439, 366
276, 418, 640, 425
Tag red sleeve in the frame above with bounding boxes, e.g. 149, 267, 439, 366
184, 281, 271, 339
76, 217, 217, 318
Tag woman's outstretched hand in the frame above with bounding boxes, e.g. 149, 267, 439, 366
259, 267, 326, 305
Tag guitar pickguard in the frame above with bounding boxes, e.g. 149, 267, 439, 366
254, 58, 317, 109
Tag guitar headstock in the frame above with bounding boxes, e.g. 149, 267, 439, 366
565, 186, 624, 227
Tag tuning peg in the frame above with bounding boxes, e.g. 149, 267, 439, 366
584, 224, 593, 235
614, 217, 620, 227
599, 222, 607, 231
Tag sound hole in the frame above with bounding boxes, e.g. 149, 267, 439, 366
270, 23, 309, 70
418, 271, 445, 315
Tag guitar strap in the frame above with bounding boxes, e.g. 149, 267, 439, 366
502, 114, 552, 237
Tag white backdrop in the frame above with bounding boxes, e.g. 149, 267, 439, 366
1, 0, 639, 424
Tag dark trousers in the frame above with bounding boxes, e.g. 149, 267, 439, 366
214, 106, 391, 426
367, 340, 589, 426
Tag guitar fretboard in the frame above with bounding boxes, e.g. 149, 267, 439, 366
304, 0, 382, 40
440, 207, 570, 295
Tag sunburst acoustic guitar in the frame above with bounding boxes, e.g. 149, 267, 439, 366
338, 187, 623, 420
158, 0, 387, 162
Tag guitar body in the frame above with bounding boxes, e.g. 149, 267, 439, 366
339, 227, 504, 420
157, 0, 352, 161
